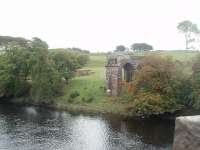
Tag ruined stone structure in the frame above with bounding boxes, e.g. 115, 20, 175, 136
105, 53, 137, 96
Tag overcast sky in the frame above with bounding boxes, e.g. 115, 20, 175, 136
0, 0, 199, 52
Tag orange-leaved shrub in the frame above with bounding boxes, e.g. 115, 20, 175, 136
127, 55, 190, 116
128, 92, 181, 116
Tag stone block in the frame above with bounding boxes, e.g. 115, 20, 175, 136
173, 115, 200, 150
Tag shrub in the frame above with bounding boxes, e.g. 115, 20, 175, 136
87, 97, 94, 103
81, 97, 86, 102
128, 92, 181, 116
81, 96, 94, 103
126, 55, 190, 116
69, 91, 80, 99
133, 55, 177, 95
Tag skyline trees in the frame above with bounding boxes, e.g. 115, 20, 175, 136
177, 20, 200, 50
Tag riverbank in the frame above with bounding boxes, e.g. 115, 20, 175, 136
4, 51, 200, 118
8, 96, 200, 121
9, 96, 136, 118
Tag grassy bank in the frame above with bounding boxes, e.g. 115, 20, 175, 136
53, 54, 133, 116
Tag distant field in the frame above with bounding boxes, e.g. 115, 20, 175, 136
149, 50, 199, 61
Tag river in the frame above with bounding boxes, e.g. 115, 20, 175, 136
0, 102, 174, 150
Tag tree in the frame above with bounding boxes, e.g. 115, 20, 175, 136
177, 20, 200, 50
29, 38, 64, 102
0, 36, 30, 49
0, 36, 89, 103
115, 45, 126, 52
0, 41, 31, 97
131, 43, 153, 51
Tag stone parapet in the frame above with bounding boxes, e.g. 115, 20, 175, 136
173, 115, 200, 150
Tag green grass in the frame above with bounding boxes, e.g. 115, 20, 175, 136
54, 54, 132, 116
151, 51, 199, 75
54, 50, 199, 116
150, 50, 198, 61
59, 54, 107, 102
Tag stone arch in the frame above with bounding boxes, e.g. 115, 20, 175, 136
123, 63, 133, 82
105, 53, 137, 96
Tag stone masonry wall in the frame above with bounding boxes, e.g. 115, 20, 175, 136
173, 115, 200, 150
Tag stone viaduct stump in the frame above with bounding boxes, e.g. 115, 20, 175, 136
105, 53, 137, 96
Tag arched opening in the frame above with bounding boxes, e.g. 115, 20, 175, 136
122, 63, 133, 82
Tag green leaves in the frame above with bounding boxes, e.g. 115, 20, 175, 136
177, 20, 200, 49
0, 37, 88, 103
178, 20, 200, 34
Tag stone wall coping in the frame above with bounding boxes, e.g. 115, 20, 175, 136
177, 115, 200, 123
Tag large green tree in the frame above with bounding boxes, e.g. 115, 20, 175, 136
0, 41, 31, 97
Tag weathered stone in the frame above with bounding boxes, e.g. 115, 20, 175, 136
173, 115, 200, 150
105, 53, 137, 96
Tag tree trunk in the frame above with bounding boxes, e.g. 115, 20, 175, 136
185, 34, 189, 50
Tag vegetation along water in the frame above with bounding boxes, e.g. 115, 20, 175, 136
1, 35, 200, 149
0, 36, 200, 118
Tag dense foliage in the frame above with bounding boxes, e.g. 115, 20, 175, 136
126, 55, 197, 116
50, 49, 89, 81
0, 37, 89, 103
191, 54, 200, 108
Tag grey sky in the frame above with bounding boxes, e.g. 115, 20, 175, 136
0, 0, 199, 52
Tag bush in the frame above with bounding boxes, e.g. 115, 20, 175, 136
81, 97, 86, 102
126, 55, 190, 116
69, 91, 80, 99
87, 97, 94, 103
81, 96, 94, 103
128, 92, 181, 116
133, 55, 177, 95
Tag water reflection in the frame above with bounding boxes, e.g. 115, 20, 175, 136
0, 103, 173, 150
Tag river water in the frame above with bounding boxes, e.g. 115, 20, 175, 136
0, 103, 174, 150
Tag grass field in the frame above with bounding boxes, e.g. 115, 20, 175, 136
150, 50, 198, 61
54, 50, 199, 116
62, 54, 107, 103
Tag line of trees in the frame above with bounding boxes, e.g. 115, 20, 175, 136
114, 43, 154, 52
114, 20, 200, 52
0, 36, 89, 103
